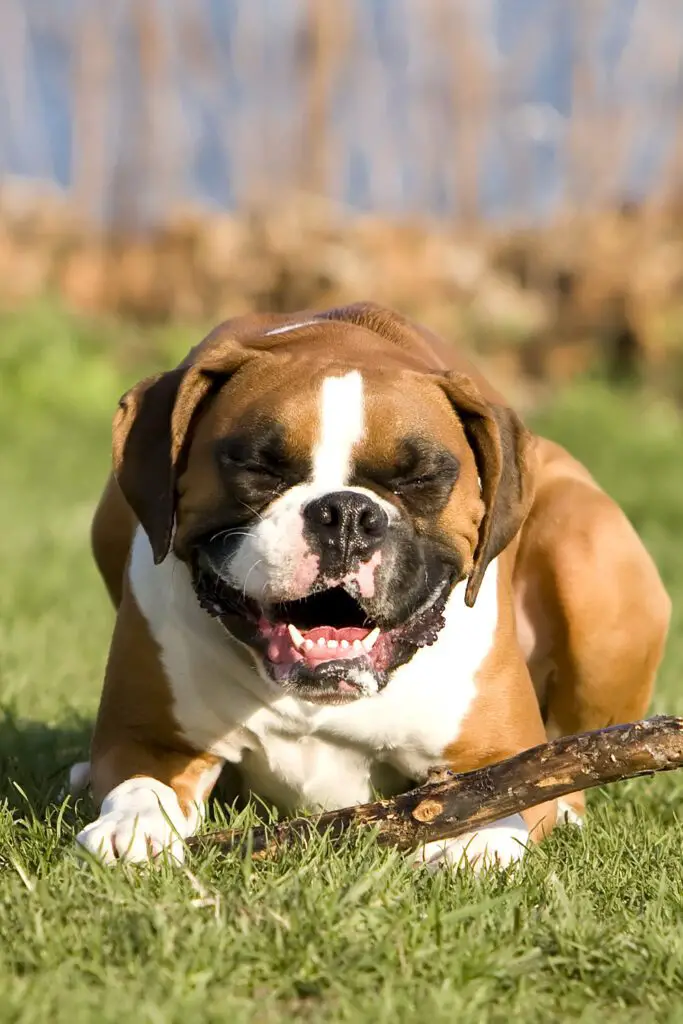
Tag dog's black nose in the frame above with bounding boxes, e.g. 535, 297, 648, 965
304, 491, 388, 562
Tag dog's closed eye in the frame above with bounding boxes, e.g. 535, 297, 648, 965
215, 426, 306, 486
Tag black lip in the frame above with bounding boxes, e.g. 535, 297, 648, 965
279, 658, 370, 705
191, 553, 259, 623
282, 686, 362, 706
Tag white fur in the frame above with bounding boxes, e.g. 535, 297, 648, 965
223, 371, 395, 602
312, 372, 364, 489
413, 814, 529, 874
104, 529, 500, 824
81, 531, 500, 861
75, 777, 197, 864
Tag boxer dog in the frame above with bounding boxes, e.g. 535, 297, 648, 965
74, 302, 670, 869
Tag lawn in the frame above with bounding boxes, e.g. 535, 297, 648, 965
2, 306, 683, 1023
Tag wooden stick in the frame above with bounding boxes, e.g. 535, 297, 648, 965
187, 716, 683, 858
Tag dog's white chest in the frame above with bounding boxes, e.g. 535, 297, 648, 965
236, 725, 401, 810
129, 529, 499, 813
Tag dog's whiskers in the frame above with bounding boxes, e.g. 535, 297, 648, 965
238, 501, 264, 522
209, 528, 253, 544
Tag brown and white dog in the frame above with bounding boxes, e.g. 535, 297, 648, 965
74, 302, 671, 869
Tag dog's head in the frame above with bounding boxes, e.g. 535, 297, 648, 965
114, 304, 535, 705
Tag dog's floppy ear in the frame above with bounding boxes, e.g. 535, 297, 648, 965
113, 337, 253, 564
440, 372, 536, 607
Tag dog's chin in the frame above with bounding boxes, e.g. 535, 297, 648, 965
275, 660, 378, 706
190, 562, 453, 706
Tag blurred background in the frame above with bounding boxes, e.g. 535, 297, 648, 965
2, 0, 683, 400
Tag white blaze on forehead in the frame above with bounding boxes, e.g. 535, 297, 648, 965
311, 371, 365, 489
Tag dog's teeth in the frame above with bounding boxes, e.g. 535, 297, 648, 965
362, 626, 381, 651
328, 639, 338, 648
352, 639, 363, 651
287, 623, 305, 648
317, 637, 327, 647
340, 639, 350, 649
304, 639, 314, 650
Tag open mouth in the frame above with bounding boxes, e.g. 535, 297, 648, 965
192, 562, 451, 704
260, 588, 384, 681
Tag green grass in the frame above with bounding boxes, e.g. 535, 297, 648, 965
2, 306, 683, 1023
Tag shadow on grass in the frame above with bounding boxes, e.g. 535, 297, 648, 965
0, 708, 92, 813
0, 709, 248, 825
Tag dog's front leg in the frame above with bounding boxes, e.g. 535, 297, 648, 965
76, 743, 223, 864
76, 570, 225, 865
413, 656, 557, 875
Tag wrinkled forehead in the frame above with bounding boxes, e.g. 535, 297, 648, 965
196, 356, 472, 480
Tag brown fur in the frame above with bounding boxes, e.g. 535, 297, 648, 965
89, 301, 671, 847
89, 566, 222, 812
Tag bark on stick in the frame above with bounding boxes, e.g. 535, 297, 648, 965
186, 716, 683, 858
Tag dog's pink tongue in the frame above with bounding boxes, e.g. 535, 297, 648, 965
266, 625, 371, 666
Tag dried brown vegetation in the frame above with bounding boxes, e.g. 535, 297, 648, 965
3, 184, 683, 397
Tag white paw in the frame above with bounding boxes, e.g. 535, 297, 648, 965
412, 814, 529, 875
76, 777, 196, 865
